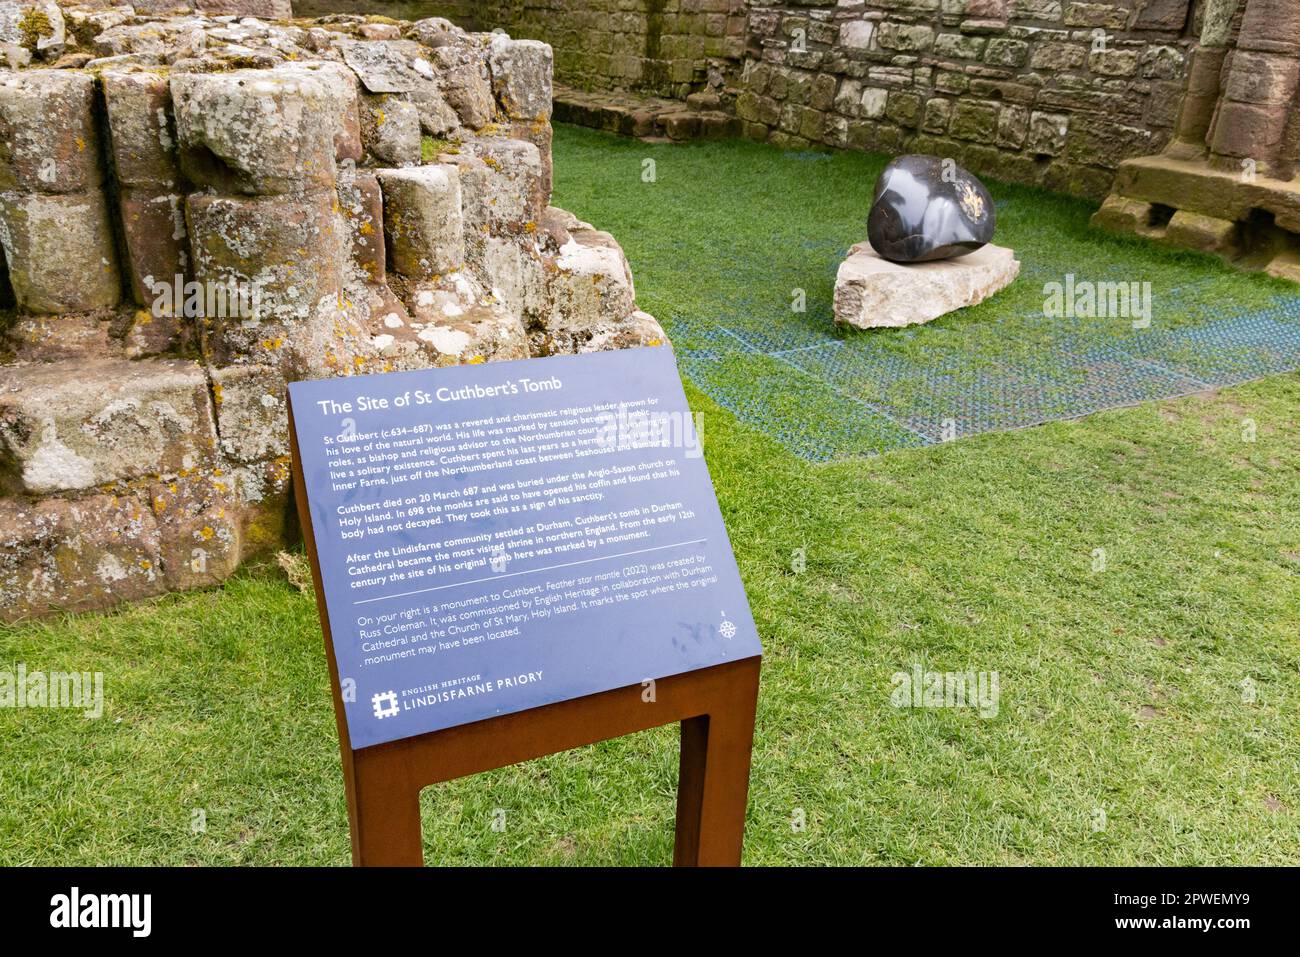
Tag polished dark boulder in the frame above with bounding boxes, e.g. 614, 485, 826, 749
867, 155, 995, 263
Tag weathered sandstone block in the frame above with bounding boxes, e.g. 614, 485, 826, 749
102, 70, 181, 190
149, 472, 242, 591
377, 164, 465, 279
0, 189, 121, 313
1091, 194, 1157, 236
510, 119, 554, 201
579, 310, 669, 353
210, 363, 288, 464
339, 39, 423, 94
0, 493, 165, 622
123, 304, 186, 360
360, 94, 423, 167
425, 302, 530, 364
407, 82, 463, 137
541, 228, 637, 352
187, 190, 347, 324
397, 281, 530, 365
476, 236, 550, 325
172, 69, 340, 195
1163, 210, 1238, 254
407, 16, 458, 47
339, 169, 387, 285
456, 137, 548, 233
377, 280, 533, 366
119, 188, 188, 308
489, 36, 554, 121
293, 60, 364, 165
4, 313, 111, 362
436, 49, 496, 129
230, 455, 293, 561
0, 358, 216, 494
0, 70, 100, 193
194, 0, 290, 17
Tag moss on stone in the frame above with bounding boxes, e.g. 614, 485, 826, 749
17, 7, 53, 51
421, 135, 454, 162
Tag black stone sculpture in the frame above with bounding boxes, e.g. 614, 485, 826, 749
867, 155, 995, 263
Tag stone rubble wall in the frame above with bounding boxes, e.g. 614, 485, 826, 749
317, 0, 1202, 199
295, 0, 750, 100
739, 0, 1198, 199
0, 2, 667, 621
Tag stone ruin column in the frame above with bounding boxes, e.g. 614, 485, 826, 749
1093, 0, 1300, 280
0, 10, 668, 621
1205, 0, 1300, 178
1167, 0, 1240, 160
101, 69, 190, 355
0, 71, 122, 314
171, 66, 354, 370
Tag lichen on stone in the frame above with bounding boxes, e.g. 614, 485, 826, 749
0, 3, 667, 621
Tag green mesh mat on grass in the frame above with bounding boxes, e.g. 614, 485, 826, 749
551, 126, 1300, 461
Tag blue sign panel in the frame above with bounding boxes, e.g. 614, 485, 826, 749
289, 346, 761, 748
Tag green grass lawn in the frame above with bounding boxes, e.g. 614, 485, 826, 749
1, 128, 1298, 865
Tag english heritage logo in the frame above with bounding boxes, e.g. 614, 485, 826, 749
49, 887, 151, 937
372, 689, 400, 719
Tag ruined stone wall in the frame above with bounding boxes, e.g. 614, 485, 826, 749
295, 0, 749, 99
298, 1, 1204, 198
0, 4, 665, 620
737, 1, 1201, 199
1093, 0, 1300, 281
